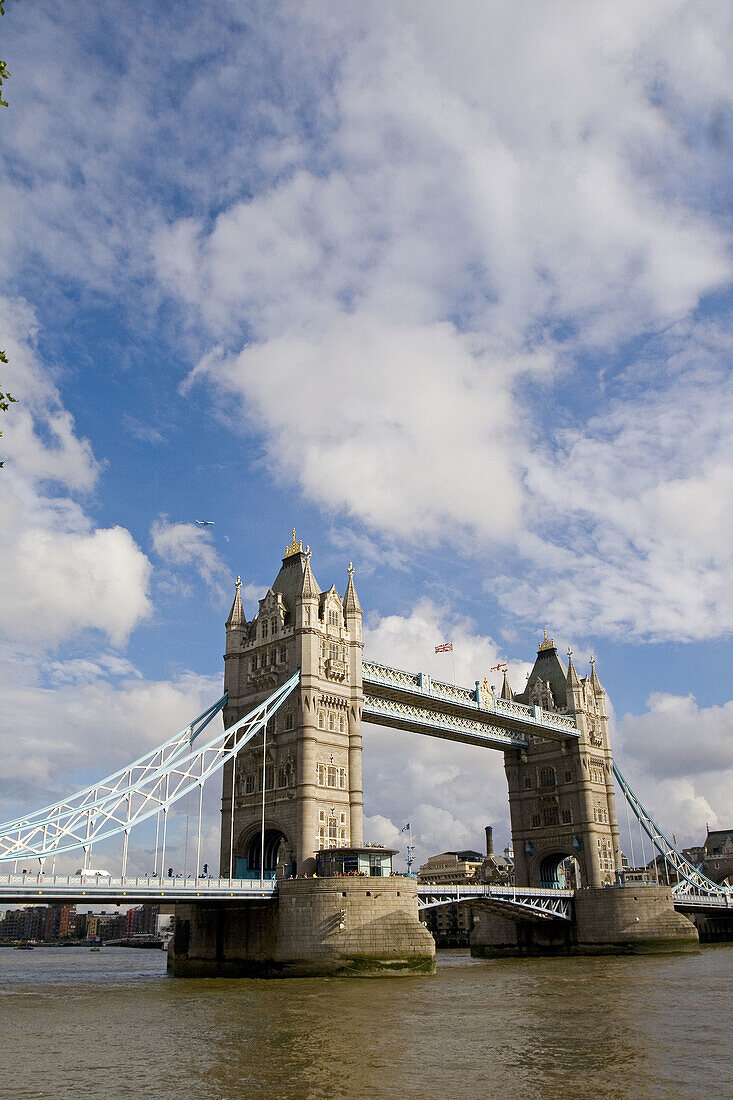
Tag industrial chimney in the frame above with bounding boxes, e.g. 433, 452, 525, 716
485, 825, 494, 857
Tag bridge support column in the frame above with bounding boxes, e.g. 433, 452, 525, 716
470, 885, 698, 957
573, 885, 698, 954
168, 877, 435, 978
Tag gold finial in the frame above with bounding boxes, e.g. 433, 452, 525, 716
285, 528, 303, 557
538, 628, 554, 651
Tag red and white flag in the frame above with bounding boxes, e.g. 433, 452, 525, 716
435, 642, 453, 653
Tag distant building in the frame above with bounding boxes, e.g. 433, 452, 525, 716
477, 827, 514, 884
125, 905, 159, 936
702, 828, 733, 885
417, 850, 484, 884
58, 906, 75, 939
86, 911, 127, 941
0, 906, 50, 941
71, 911, 88, 938
417, 827, 513, 947
636, 830, 733, 888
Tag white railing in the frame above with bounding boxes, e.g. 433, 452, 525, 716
416, 883, 574, 920
362, 660, 578, 737
0, 873, 277, 899
362, 695, 529, 748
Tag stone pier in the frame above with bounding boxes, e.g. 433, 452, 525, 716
168, 877, 435, 978
471, 885, 699, 958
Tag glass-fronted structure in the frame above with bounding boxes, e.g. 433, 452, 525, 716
316, 846, 397, 877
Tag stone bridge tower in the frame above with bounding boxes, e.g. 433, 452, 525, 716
504, 633, 621, 889
220, 532, 364, 878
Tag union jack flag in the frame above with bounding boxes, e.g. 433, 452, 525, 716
434, 642, 453, 653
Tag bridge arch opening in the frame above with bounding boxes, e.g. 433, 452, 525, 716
539, 853, 581, 889
236, 829, 290, 879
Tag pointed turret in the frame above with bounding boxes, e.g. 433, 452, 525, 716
565, 646, 582, 711
500, 669, 513, 701
300, 546, 320, 599
226, 576, 246, 630
589, 655, 603, 694
343, 562, 362, 615
589, 655, 607, 718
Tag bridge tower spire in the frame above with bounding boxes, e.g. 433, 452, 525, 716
221, 534, 364, 878
505, 635, 620, 889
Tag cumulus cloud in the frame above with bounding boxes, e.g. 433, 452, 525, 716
186, 320, 539, 544
151, 3, 733, 643
4, 3, 733, 642
609, 690, 733, 848
151, 517, 230, 600
0, 298, 152, 651
0, 657, 222, 815
0, 654, 225, 876
497, 322, 733, 641
361, 600, 530, 866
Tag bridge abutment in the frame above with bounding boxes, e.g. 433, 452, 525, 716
470, 885, 699, 957
574, 885, 699, 954
167, 877, 435, 978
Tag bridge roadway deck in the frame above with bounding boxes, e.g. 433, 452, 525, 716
362, 660, 579, 749
0, 875, 728, 916
0, 874, 277, 906
0, 875, 572, 912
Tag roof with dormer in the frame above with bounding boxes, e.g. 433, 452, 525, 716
515, 636, 568, 707
270, 546, 321, 614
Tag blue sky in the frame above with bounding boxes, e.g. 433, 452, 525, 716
2, 0, 733, 871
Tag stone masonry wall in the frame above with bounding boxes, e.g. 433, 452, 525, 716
276, 877, 435, 975
574, 885, 699, 953
168, 876, 435, 978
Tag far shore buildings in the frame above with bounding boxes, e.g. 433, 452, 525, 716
0, 904, 161, 943
417, 827, 514, 947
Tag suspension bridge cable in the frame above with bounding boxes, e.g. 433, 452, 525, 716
0, 672, 300, 866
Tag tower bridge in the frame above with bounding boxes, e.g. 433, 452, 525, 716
0, 533, 727, 974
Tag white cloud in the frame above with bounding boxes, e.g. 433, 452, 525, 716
605, 690, 733, 849
361, 601, 530, 866
186, 319, 540, 545
0, 654, 226, 876
151, 517, 230, 600
0, 659, 222, 815
151, 5, 733, 643
497, 323, 733, 641
0, 298, 153, 651
363, 596, 531, 690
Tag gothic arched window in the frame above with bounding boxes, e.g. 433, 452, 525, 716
539, 767, 556, 788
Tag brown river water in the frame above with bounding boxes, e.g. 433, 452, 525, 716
1, 945, 732, 1099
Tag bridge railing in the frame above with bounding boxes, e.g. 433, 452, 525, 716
362, 660, 578, 734
416, 883, 574, 898
0, 873, 278, 899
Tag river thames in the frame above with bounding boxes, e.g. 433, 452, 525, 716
1, 945, 732, 1099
